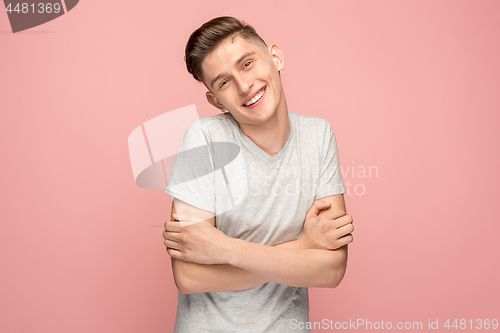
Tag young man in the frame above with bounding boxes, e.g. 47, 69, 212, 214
163, 16, 354, 332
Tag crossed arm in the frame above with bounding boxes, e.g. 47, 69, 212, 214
164, 195, 353, 294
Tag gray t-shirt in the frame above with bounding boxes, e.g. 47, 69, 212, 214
165, 111, 345, 333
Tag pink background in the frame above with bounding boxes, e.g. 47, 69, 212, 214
1, 1, 499, 332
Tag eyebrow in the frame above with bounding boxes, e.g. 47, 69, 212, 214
210, 51, 256, 89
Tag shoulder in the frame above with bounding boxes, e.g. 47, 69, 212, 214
188, 113, 238, 135
199, 113, 237, 130
290, 112, 333, 137
289, 113, 339, 161
183, 113, 238, 143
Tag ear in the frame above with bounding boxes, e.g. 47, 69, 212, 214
268, 44, 285, 72
205, 91, 225, 112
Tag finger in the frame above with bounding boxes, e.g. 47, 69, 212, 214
332, 215, 353, 229
163, 230, 182, 242
174, 213, 192, 221
305, 201, 331, 220
316, 200, 332, 207
164, 239, 181, 250
325, 209, 347, 220
333, 223, 354, 239
175, 213, 205, 224
335, 234, 354, 248
165, 220, 183, 232
166, 247, 182, 259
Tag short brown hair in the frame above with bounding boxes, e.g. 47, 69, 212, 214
184, 16, 267, 84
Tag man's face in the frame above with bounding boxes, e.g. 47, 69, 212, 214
201, 36, 286, 127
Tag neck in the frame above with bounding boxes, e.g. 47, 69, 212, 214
239, 96, 290, 157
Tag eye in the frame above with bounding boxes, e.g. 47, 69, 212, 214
220, 79, 229, 88
243, 61, 252, 68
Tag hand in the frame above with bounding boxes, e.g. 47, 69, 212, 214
163, 213, 232, 265
300, 201, 354, 250
305, 200, 332, 221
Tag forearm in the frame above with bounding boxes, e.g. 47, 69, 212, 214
172, 237, 307, 294
168, 196, 351, 293
227, 239, 348, 288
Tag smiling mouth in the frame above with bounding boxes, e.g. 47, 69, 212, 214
243, 87, 266, 107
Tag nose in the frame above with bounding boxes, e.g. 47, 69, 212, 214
233, 73, 252, 95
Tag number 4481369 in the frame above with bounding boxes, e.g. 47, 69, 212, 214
444, 319, 498, 329
5, 3, 62, 14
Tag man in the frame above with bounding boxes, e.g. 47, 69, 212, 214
163, 16, 354, 332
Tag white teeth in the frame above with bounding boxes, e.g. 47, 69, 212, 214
245, 89, 264, 106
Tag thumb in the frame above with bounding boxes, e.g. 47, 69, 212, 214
305, 201, 331, 220
176, 213, 204, 223
172, 213, 192, 221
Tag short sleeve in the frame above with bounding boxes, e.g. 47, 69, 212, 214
315, 122, 346, 200
165, 120, 215, 213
